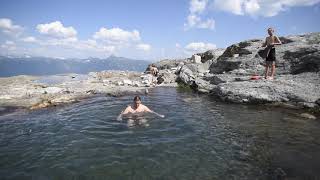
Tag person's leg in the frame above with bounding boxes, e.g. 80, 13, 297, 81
269, 48, 276, 79
270, 62, 275, 79
265, 62, 270, 79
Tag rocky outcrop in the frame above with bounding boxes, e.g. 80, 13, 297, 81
0, 71, 160, 110
152, 59, 187, 70
196, 48, 225, 63
175, 51, 221, 92
209, 32, 320, 75
150, 32, 320, 110
156, 69, 177, 85
202, 32, 319, 108
211, 73, 320, 108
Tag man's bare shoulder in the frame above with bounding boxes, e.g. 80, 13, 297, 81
141, 104, 151, 111
124, 105, 133, 112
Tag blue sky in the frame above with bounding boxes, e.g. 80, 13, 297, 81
0, 0, 319, 61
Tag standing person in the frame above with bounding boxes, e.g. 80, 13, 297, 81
261, 27, 282, 80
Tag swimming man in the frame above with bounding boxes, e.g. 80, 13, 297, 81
117, 95, 164, 121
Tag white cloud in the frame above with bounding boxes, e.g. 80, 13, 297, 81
4, 40, 15, 45
1, 20, 151, 59
185, 0, 215, 30
212, 0, 320, 17
1, 40, 16, 51
244, 0, 260, 15
36, 21, 77, 38
185, 42, 216, 52
184, 14, 215, 30
22, 36, 37, 42
190, 0, 208, 13
186, 14, 200, 27
213, 0, 244, 15
0, 18, 23, 36
96, 45, 116, 53
93, 27, 141, 43
136, 43, 151, 51
197, 18, 215, 29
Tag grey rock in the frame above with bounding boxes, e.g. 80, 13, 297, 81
211, 73, 320, 105
283, 46, 320, 74
209, 32, 320, 75
196, 48, 225, 63
300, 113, 317, 119
195, 78, 215, 93
151, 59, 188, 70
178, 65, 195, 84
157, 70, 177, 84
0, 71, 153, 109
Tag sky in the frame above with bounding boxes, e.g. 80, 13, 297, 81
0, 0, 319, 61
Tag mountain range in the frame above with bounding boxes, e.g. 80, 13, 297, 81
0, 55, 150, 77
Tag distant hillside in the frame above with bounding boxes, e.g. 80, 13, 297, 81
0, 56, 150, 77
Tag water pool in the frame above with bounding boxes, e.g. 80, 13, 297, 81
0, 87, 319, 179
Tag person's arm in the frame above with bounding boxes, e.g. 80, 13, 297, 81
273, 36, 282, 45
144, 105, 165, 118
117, 106, 130, 121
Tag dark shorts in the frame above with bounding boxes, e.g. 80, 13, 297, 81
266, 48, 276, 62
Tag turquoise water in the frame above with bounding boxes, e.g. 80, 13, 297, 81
0, 88, 319, 179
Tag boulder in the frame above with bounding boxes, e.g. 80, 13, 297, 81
196, 48, 225, 63
156, 70, 177, 84
195, 78, 215, 93
178, 65, 195, 84
191, 54, 201, 63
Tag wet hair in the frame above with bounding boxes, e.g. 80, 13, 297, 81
133, 96, 141, 102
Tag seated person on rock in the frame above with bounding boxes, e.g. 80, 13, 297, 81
145, 64, 153, 74
151, 64, 159, 77
145, 64, 158, 76
117, 96, 164, 121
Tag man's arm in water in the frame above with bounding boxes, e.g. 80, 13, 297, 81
143, 105, 165, 118
117, 106, 131, 121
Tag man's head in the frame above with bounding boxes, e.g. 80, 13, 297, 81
267, 27, 274, 36
133, 96, 142, 107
